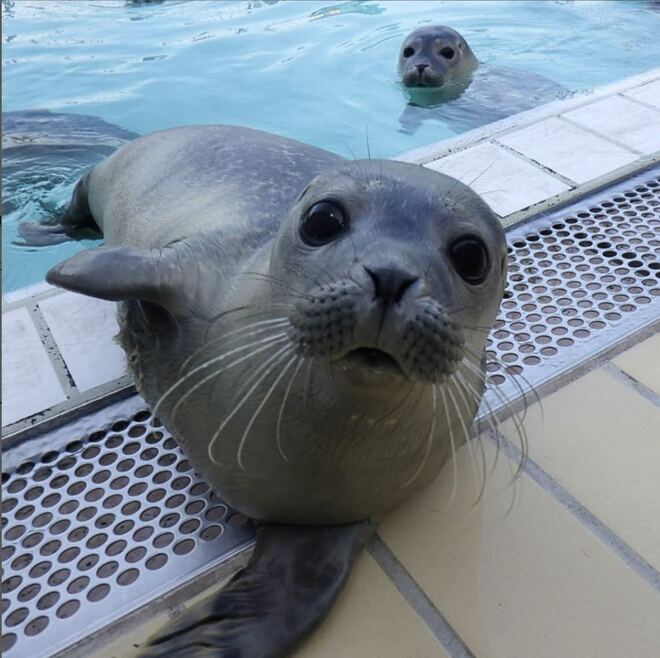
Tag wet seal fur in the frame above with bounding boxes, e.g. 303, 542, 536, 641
45, 124, 507, 657
397, 24, 567, 134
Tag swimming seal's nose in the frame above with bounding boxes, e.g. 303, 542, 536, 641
364, 266, 418, 305
415, 63, 429, 73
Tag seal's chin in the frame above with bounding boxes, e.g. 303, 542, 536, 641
343, 347, 405, 378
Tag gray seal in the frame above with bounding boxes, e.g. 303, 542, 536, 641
45, 124, 507, 657
397, 24, 567, 134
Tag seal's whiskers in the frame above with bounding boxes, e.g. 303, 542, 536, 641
171, 335, 290, 426
463, 343, 542, 424
208, 342, 293, 464
180, 317, 289, 375
455, 369, 502, 476
438, 385, 459, 509
237, 350, 298, 471
445, 382, 482, 506
153, 332, 288, 418
276, 357, 305, 462
448, 378, 487, 505
401, 387, 437, 489
462, 355, 529, 479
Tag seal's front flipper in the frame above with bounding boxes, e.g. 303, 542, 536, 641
139, 521, 375, 658
16, 221, 101, 246
15, 171, 101, 247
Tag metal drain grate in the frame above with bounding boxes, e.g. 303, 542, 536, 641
2, 168, 659, 658
482, 169, 659, 410
1, 397, 255, 658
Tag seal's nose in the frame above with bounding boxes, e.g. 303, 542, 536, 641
415, 63, 429, 74
364, 267, 418, 305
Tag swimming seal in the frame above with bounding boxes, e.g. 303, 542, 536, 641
45, 124, 507, 657
397, 25, 566, 134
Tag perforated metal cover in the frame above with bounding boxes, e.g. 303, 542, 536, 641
2, 169, 659, 658
1, 397, 255, 658
482, 170, 659, 412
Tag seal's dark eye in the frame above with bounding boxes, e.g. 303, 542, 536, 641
403, 46, 415, 57
449, 236, 489, 284
300, 201, 346, 246
440, 47, 455, 59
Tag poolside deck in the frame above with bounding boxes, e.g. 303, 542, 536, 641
2, 69, 659, 658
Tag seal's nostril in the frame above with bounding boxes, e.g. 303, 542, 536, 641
415, 63, 428, 73
364, 267, 418, 305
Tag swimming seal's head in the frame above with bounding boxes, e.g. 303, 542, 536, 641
398, 25, 478, 88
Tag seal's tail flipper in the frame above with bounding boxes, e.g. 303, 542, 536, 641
16, 172, 102, 246
138, 521, 375, 658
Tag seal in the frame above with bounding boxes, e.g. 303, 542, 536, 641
45, 124, 507, 657
397, 24, 567, 134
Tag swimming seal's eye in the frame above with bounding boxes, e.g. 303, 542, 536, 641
403, 46, 415, 57
440, 47, 455, 59
449, 236, 490, 284
300, 201, 347, 246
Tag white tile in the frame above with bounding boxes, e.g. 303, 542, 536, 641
564, 94, 660, 155
623, 79, 660, 110
39, 292, 126, 392
2, 307, 67, 425
497, 117, 637, 185
426, 142, 569, 217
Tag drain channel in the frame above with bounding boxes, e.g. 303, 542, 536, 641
2, 168, 659, 658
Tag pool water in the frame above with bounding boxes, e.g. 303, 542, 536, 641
3, 0, 660, 293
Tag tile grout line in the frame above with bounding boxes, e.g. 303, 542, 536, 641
492, 139, 578, 188
368, 535, 477, 658
601, 362, 660, 409
618, 92, 660, 115
488, 431, 660, 594
556, 113, 645, 157
28, 302, 78, 397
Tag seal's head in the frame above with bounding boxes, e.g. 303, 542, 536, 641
270, 160, 505, 390
398, 25, 478, 89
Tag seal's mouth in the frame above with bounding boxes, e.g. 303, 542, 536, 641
343, 347, 404, 377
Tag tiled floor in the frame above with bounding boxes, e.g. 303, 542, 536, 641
426, 142, 570, 216
612, 333, 660, 394
38, 292, 125, 392
1, 307, 67, 425
495, 116, 637, 184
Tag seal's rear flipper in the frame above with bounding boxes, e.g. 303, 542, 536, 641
138, 521, 375, 658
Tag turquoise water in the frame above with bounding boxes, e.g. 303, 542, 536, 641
3, 0, 660, 292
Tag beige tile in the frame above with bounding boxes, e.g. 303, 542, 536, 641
425, 142, 569, 217
501, 369, 660, 570
380, 441, 660, 658
1, 307, 67, 425
613, 333, 660, 394
295, 552, 446, 658
623, 79, 660, 111
39, 291, 126, 392
497, 117, 637, 184
564, 94, 660, 155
